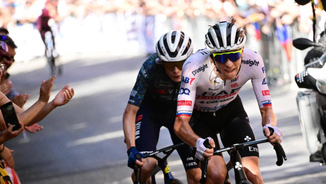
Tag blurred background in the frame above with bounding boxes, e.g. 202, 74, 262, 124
1, 0, 325, 86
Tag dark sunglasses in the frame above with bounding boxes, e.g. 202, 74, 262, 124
163, 60, 185, 71
211, 49, 243, 64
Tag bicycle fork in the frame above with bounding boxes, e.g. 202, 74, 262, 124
152, 158, 175, 184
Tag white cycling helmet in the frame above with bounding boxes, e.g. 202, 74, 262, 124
156, 30, 193, 62
205, 20, 246, 53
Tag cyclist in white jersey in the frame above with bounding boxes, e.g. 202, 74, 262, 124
174, 19, 283, 184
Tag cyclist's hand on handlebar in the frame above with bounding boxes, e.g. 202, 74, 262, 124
263, 124, 283, 144
127, 147, 144, 169
195, 137, 215, 161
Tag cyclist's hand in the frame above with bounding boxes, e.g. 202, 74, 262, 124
195, 137, 215, 161
53, 85, 75, 107
127, 147, 144, 169
39, 76, 55, 103
263, 124, 283, 144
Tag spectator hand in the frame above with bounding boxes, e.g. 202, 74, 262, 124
39, 76, 55, 103
53, 85, 75, 107
12, 94, 30, 108
25, 123, 43, 133
0, 79, 12, 95
127, 147, 144, 169
0, 146, 15, 168
0, 123, 24, 145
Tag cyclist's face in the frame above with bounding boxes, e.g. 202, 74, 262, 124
164, 65, 182, 82
212, 53, 243, 80
2, 46, 15, 73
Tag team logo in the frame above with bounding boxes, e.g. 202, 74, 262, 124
242, 59, 259, 66
177, 100, 192, 106
262, 90, 270, 96
179, 88, 190, 95
192, 64, 208, 76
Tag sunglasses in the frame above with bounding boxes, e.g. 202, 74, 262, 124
163, 60, 185, 71
211, 49, 243, 64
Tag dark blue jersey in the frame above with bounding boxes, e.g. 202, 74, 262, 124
128, 53, 180, 108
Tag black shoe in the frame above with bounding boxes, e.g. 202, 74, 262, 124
310, 150, 323, 162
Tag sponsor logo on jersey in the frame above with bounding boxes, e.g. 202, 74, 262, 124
156, 89, 166, 94
179, 88, 190, 95
182, 76, 195, 85
262, 67, 265, 73
135, 121, 142, 140
192, 64, 208, 76
262, 78, 267, 85
262, 90, 270, 96
242, 59, 259, 66
177, 100, 192, 106
140, 66, 148, 78
231, 76, 239, 83
231, 83, 238, 88
196, 90, 239, 99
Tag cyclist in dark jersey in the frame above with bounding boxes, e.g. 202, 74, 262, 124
123, 30, 200, 183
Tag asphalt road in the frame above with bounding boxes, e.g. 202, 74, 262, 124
4, 52, 326, 184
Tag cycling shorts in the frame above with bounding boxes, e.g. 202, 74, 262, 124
189, 95, 259, 158
135, 101, 198, 170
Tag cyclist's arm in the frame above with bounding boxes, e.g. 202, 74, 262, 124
174, 115, 199, 147
123, 104, 139, 149
260, 106, 277, 127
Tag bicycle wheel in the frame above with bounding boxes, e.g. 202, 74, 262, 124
169, 178, 183, 184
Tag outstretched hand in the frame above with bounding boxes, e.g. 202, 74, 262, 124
39, 76, 55, 103
53, 84, 75, 107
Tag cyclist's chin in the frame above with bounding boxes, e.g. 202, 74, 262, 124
222, 70, 237, 80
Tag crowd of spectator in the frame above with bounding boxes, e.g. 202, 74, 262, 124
0, 0, 325, 84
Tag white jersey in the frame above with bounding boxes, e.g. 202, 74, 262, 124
177, 48, 272, 116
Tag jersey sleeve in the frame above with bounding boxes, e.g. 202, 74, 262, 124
249, 52, 272, 108
176, 57, 198, 117
128, 58, 155, 107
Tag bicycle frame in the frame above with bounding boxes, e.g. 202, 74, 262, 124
134, 143, 185, 184
200, 139, 287, 184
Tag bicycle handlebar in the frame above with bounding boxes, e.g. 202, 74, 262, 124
199, 138, 287, 184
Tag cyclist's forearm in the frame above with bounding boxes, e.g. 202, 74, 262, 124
260, 106, 277, 127
174, 116, 199, 147
122, 104, 139, 149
